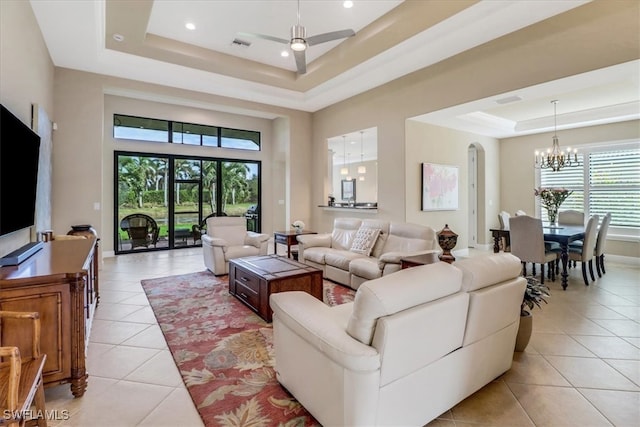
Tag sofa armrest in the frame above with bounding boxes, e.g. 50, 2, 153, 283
201, 235, 228, 247
270, 291, 380, 372
245, 232, 269, 248
378, 249, 438, 266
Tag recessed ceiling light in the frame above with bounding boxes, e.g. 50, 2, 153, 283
185, 22, 196, 30
281, 50, 290, 57
112, 33, 124, 42
343, 1, 354, 8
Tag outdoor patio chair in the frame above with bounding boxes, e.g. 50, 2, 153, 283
120, 213, 159, 249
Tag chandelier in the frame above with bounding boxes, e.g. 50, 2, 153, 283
535, 100, 579, 172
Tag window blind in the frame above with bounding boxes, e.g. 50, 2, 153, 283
540, 147, 640, 228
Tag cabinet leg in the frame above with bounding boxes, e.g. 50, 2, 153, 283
71, 375, 88, 398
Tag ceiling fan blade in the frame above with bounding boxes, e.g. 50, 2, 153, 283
306, 29, 355, 46
236, 32, 289, 45
294, 49, 307, 74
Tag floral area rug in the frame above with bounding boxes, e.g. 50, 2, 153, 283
141, 270, 355, 427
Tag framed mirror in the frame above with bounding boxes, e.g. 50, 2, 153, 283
341, 179, 356, 201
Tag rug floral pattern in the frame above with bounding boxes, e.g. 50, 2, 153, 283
141, 271, 355, 427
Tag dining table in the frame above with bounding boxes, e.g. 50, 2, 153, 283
490, 224, 585, 290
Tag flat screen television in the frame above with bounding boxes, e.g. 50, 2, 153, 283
0, 104, 41, 237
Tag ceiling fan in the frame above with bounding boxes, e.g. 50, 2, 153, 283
238, 0, 355, 74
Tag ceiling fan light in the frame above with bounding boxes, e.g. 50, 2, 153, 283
290, 38, 307, 51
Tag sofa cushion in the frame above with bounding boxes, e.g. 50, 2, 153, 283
303, 247, 336, 265
454, 253, 523, 292
224, 245, 261, 260
210, 225, 245, 246
346, 262, 463, 345
381, 222, 436, 254
331, 218, 362, 250
349, 257, 383, 281
350, 227, 382, 256
325, 250, 366, 271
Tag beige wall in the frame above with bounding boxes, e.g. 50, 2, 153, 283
405, 121, 500, 249
52, 68, 312, 254
0, 0, 54, 257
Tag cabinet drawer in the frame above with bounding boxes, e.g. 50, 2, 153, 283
234, 269, 260, 293
234, 280, 259, 311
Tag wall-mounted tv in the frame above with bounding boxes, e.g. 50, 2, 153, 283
0, 104, 41, 237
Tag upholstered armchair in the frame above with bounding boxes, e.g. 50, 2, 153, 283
201, 216, 269, 275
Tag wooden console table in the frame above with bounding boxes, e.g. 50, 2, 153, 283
0, 238, 99, 397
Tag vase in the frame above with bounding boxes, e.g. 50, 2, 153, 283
294, 226, 303, 234
546, 206, 558, 225
437, 224, 458, 264
515, 312, 533, 352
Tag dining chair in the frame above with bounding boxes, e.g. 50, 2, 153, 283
558, 209, 585, 226
0, 311, 48, 427
497, 211, 511, 251
562, 214, 599, 286
498, 211, 511, 229
594, 212, 612, 277
570, 212, 611, 278
509, 215, 558, 284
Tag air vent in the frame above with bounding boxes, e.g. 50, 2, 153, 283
232, 38, 251, 47
495, 95, 522, 105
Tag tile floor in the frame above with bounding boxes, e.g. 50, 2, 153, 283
42, 246, 639, 426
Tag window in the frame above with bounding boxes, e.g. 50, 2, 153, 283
113, 114, 260, 151
173, 122, 218, 146
114, 115, 168, 142
221, 128, 260, 151
539, 143, 640, 230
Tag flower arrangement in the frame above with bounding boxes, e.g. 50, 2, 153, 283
292, 220, 305, 232
534, 187, 573, 224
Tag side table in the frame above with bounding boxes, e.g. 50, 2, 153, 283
400, 252, 440, 269
274, 230, 317, 259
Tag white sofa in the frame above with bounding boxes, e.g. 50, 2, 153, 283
270, 253, 525, 427
296, 218, 438, 289
201, 216, 270, 275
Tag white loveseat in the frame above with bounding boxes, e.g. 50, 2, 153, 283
296, 218, 438, 289
269, 253, 525, 426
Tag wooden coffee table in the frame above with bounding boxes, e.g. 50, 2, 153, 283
228, 255, 323, 322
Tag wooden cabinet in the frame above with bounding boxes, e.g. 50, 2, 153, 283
0, 238, 99, 397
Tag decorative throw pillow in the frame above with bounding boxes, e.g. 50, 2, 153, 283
350, 227, 381, 256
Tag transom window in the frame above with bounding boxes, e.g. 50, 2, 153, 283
113, 114, 260, 151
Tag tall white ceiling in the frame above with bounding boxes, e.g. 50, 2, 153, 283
29, 0, 639, 138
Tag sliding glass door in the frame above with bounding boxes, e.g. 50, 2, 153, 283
115, 152, 260, 254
